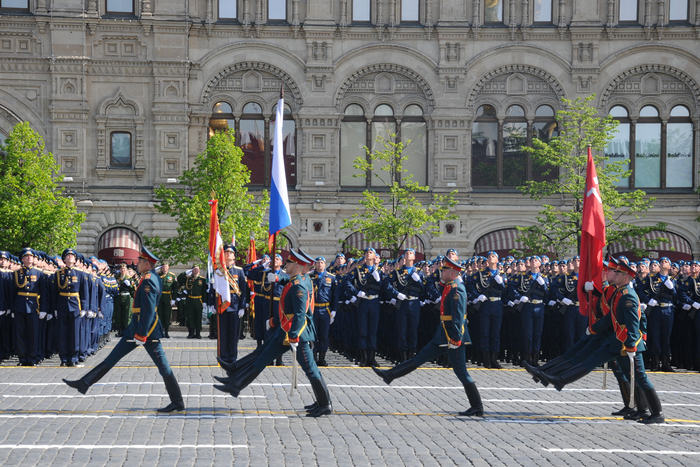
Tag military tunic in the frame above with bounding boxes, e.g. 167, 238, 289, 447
157, 271, 178, 331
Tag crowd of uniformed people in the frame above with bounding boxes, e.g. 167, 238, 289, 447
3, 244, 699, 377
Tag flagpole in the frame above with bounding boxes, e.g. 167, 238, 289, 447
268, 233, 277, 329
217, 296, 221, 358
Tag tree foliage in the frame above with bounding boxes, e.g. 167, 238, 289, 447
145, 129, 270, 265
515, 95, 666, 258
0, 122, 85, 254
341, 132, 458, 258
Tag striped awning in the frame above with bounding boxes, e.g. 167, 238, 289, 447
608, 230, 692, 258
98, 228, 142, 251
343, 232, 424, 256
474, 229, 524, 257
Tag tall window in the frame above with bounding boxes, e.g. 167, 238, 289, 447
353, 0, 370, 22
0, 0, 29, 10
607, 104, 693, 189
669, 0, 689, 21
268, 0, 286, 20
472, 104, 558, 188
533, 0, 552, 23
110, 132, 132, 167
485, 0, 503, 23
402, 0, 419, 22
341, 103, 427, 188
106, 0, 134, 14
219, 0, 237, 19
208, 101, 297, 187
619, 0, 638, 21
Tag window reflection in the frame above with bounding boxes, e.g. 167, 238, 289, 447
534, 0, 552, 22
485, 0, 503, 22
353, 0, 370, 21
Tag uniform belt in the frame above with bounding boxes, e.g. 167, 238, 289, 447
407, 296, 420, 301
440, 315, 452, 321
60, 292, 80, 297
531, 299, 543, 304
258, 295, 280, 301
120, 292, 131, 296
132, 307, 141, 314
189, 295, 202, 299
573, 301, 580, 306
658, 302, 673, 307
162, 291, 172, 295
361, 295, 378, 300
18, 292, 38, 298
314, 302, 329, 307
489, 297, 501, 302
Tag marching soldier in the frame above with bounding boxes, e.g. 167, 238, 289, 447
177, 265, 207, 339
310, 256, 338, 367
157, 262, 178, 338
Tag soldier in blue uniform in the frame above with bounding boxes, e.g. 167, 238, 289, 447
0, 252, 13, 361
214, 250, 333, 417
311, 256, 338, 367
219, 244, 248, 365
644, 257, 677, 372
556, 256, 588, 351
247, 254, 288, 348
8, 248, 46, 366
467, 251, 507, 369
53, 248, 89, 367
64, 246, 184, 413
372, 257, 484, 416
510, 255, 548, 366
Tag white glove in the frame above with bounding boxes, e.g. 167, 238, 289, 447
562, 298, 573, 306
39, 312, 46, 320
389, 298, 397, 305
46, 313, 53, 321
664, 278, 674, 289
448, 343, 460, 350
134, 338, 145, 346
683, 304, 692, 311
548, 300, 556, 306
330, 316, 335, 325
238, 309, 245, 318
693, 302, 700, 310
648, 299, 658, 307
0, 311, 4, 316
372, 270, 380, 282
290, 342, 298, 352
182, 290, 188, 295
331, 311, 336, 319
586, 327, 591, 335
478, 294, 487, 302
397, 293, 407, 301
98, 312, 104, 319
435, 296, 441, 303
11, 313, 14, 318
350, 296, 357, 304
494, 275, 503, 285
253, 259, 263, 265
89, 311, 96, 318
456, 275, 463, 283
507, 301, 514, 307
520, 296, 529, 303
584, 281, 594, 292
267, 273, 277, 282
170, 300, 176, 306
266, 319, 271, 331
357, 291, 367, 298
411, 272, 421, 282
79, 311, 86, 317
124, 280, 131, 286
536, 276, 545, 286
626, 350, 636, 359
262, 260, 270, 269
640, 303, 647, 312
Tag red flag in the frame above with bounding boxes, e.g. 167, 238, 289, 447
208, 199, 231, 312
578, 148, 606, 324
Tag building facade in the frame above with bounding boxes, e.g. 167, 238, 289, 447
1, 0, 699, 262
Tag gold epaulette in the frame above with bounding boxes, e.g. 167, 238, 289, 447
143, 273, 151, 280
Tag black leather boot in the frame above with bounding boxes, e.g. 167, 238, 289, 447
367, 350, 379, 367
482, 351, 492, 369
63, 359, 113, 394
213, 364, 262, 398
187, 328, 194, 339
157, 371, 185, 412
548, 363, 590, 391
624, 388, 650, 421
458, 382, 484, 416
491, 352, 502, 370
307, 376, 332, 417
275, 357, 283, 366
611, 380, 634, 416
661, 355, 675, 373
318, 351, 327, 367
195, 329, 202, 339
164, 327, 170, 339
650, 354, 659, 371
529, 360, 574, 388
372, 359, 417, 385
638, 388, 664, 424
358, 349, 368, 367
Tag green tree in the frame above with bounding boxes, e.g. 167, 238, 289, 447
145, 129, 270, 265
0, 122, 85, 254
341, 132, 458, 258
515, 95, 666, 258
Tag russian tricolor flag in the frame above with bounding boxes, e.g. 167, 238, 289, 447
269, 88, 292, 235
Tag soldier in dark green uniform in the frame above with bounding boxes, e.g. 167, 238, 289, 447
157, 262, 178, 338
112, 263, 135, 337
178, 266, 207, 339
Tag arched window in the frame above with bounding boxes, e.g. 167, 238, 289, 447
371, 104, 396, 187
502, 105, 527, 187
606, 104, 693, 189
208, 100, 297, 188
400, 104, 427, 186
485, 0, 503, 23
340, 104, 367, 187
532, 105, 559, 182
471, 104, 498, 187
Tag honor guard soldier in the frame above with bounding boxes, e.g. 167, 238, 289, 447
157, 262, 178, 338
555, 256, 587, 351
177, 265, 207, 339
373, 257, 484, 417
9, 248, 46, 366
645, 257, 677, 372
511, 255, 548, 366
53, 249, 89, 366
214, 249, 333, 418
310, 256, 338, 367
219, 244, 248, 365
467, 251, 507, 369
385, 248, 424, 362
113, 264, 135, 337
64, 246, 185, 413
0, 252, 12, 360
346, 248, 383, 367
247, 254, 289, 352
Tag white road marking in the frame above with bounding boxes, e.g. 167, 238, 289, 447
0, 444, 249, 450
0, 414, 285, 420
544, 448, 700, 455
1, 394, 264, 399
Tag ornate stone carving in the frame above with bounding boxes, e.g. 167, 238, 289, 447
601, 65, 700, 107
467, 65, 565, 108
335, 64, 435, 107
203, 62, 303, 105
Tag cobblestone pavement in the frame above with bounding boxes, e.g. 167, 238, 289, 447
0, 331, 699, 466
